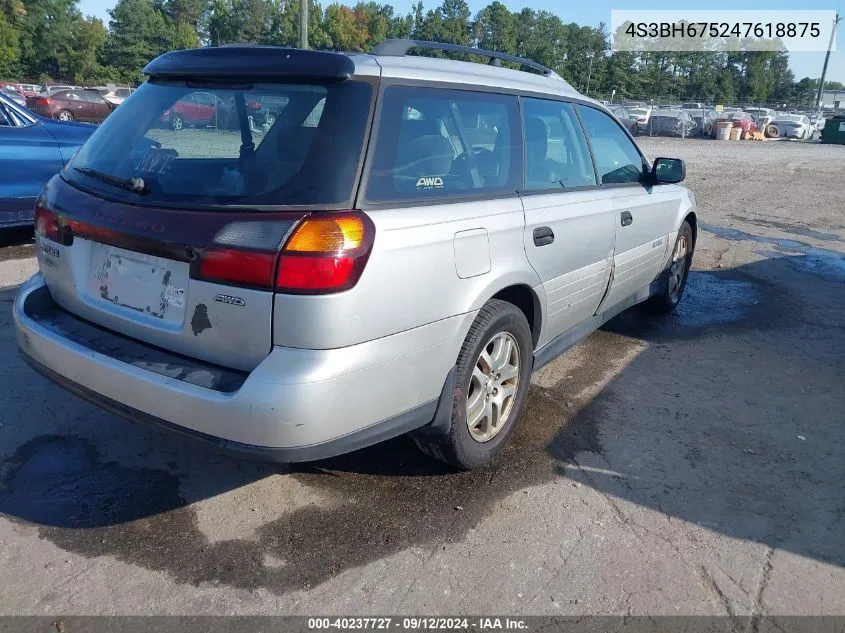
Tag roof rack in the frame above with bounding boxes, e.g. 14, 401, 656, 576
371, 39, 563, 80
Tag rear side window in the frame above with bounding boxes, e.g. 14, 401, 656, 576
66, 80, 372, 208
521, 98, 596, 190
365, 86, 521, 203
577, 105, 646, 185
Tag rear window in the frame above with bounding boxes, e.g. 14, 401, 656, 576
65, 79, 372, 208
365, 86, 521, 203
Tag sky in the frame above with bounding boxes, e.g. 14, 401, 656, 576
78, 0, 845, 84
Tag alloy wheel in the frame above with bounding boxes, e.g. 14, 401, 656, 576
466, 331, 520, 442
668, 234, 689, 303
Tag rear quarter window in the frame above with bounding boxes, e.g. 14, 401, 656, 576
365, 86, 521, 203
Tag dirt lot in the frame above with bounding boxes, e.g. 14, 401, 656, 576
0, 138, 843, 616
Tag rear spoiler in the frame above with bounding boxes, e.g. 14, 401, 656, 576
143, 46, 355, 83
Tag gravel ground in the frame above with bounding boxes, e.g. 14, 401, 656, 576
0, 137, 843, 617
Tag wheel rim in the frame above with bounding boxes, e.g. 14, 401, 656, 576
668, 234, 689, 302
58, 111, 70, 121
172, 116, 182, 130
466, 331, 520, 443
266, 113, 276, 126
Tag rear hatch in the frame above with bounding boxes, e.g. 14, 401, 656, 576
34, 50, 375, 372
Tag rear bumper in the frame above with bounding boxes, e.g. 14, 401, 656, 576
15, 274, 470, 461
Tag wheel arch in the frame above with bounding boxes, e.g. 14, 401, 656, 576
684, 210, 698, 248
489, 284, 543, 350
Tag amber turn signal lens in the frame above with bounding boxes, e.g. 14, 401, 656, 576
285, 216, 365, 253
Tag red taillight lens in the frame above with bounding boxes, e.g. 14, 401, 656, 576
276, 255, 356, 292
34, 204, 60, 241
197, 249, 277, 288
276, 212, 374, 294
34, 98, 51, 106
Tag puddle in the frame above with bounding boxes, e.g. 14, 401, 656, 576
673, 273, 760, 328
702, 222, 845, 283
730, 215, 843, 243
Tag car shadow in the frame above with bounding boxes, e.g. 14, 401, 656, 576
0, 227, 35, 262
0, 252, 843, 595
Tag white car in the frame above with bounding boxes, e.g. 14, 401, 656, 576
627, 106, 652, 128
766, 114, 813, 139
744, 107, 775, 129
98, 87, 134, 106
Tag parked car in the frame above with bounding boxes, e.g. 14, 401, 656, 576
245, 94, 290, 127
609, 105, 639, 135
681, 102, 706, 110
744, 107, 775, 129
766, 114, 813, 139
627, 106, 652, 130
96, 86, 134, 106
15, 42, 696, 469
1, 86, 26, 107
162, 91, 219, 129
26, 89, 116, 123
686, 108, 715, 137
0, 91, 95, 228
43, 84, 82, 94
811, 113, 826, 131
1, 83, 42, 97
719, 111, 757, 136
647, 109, 696, 137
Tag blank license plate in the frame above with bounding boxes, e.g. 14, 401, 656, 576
88, 243, 186, 321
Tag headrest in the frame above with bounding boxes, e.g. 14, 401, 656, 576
399, 134, 454, 176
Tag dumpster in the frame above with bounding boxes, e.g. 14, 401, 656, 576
820, 115, 845, 144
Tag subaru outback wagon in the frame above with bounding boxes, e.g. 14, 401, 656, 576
15, 40, 696, 469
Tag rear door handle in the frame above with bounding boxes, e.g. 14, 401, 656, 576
621, 211, 633, 227
533, 226, 555, 246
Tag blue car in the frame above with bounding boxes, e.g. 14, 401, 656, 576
0, 90, 95, 228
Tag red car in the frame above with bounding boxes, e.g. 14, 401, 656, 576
26, 89, 115, 123
162, 92, 218, 129
728, 112, 758, 135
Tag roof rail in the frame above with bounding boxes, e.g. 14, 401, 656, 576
371, 39, 563, 80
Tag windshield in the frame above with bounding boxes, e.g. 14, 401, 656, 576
65, 79, 372, 209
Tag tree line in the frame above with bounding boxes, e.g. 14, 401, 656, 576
2, 0, 843, 105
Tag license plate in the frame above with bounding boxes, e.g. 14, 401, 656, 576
88, 243, 186, 321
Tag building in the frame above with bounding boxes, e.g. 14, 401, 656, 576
820, 89, 845, 109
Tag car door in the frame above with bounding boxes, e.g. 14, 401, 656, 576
576, 104, 679, 312
519, 98, 616, 346
0, 102, 63, 226
81, 91, 110, 122
58, 91, 88, 121
193, 92, 217, 125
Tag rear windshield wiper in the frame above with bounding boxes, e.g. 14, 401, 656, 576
73, 167, 146, 194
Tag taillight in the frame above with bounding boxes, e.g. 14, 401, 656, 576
197, 249, 277, 287
34, 98, 51, 106
191, 212, 374, 293
34, 204, 60, 241
276, 212, 374, 294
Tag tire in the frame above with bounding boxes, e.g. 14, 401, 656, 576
56, 110, 73, 122
647, 220, 694, 315
766, 124, 780, 138
265, 112, 276, 127
169, 114, 184, 130
414, 299, 533, 470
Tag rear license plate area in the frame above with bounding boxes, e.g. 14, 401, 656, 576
88, 243, 187, 323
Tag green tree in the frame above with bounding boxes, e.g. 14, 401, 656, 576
0, 9, 20, 77
105, 0, 172, 82
473, 2, 516, 54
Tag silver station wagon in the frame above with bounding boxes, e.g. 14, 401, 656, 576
15, 40, 696, 469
